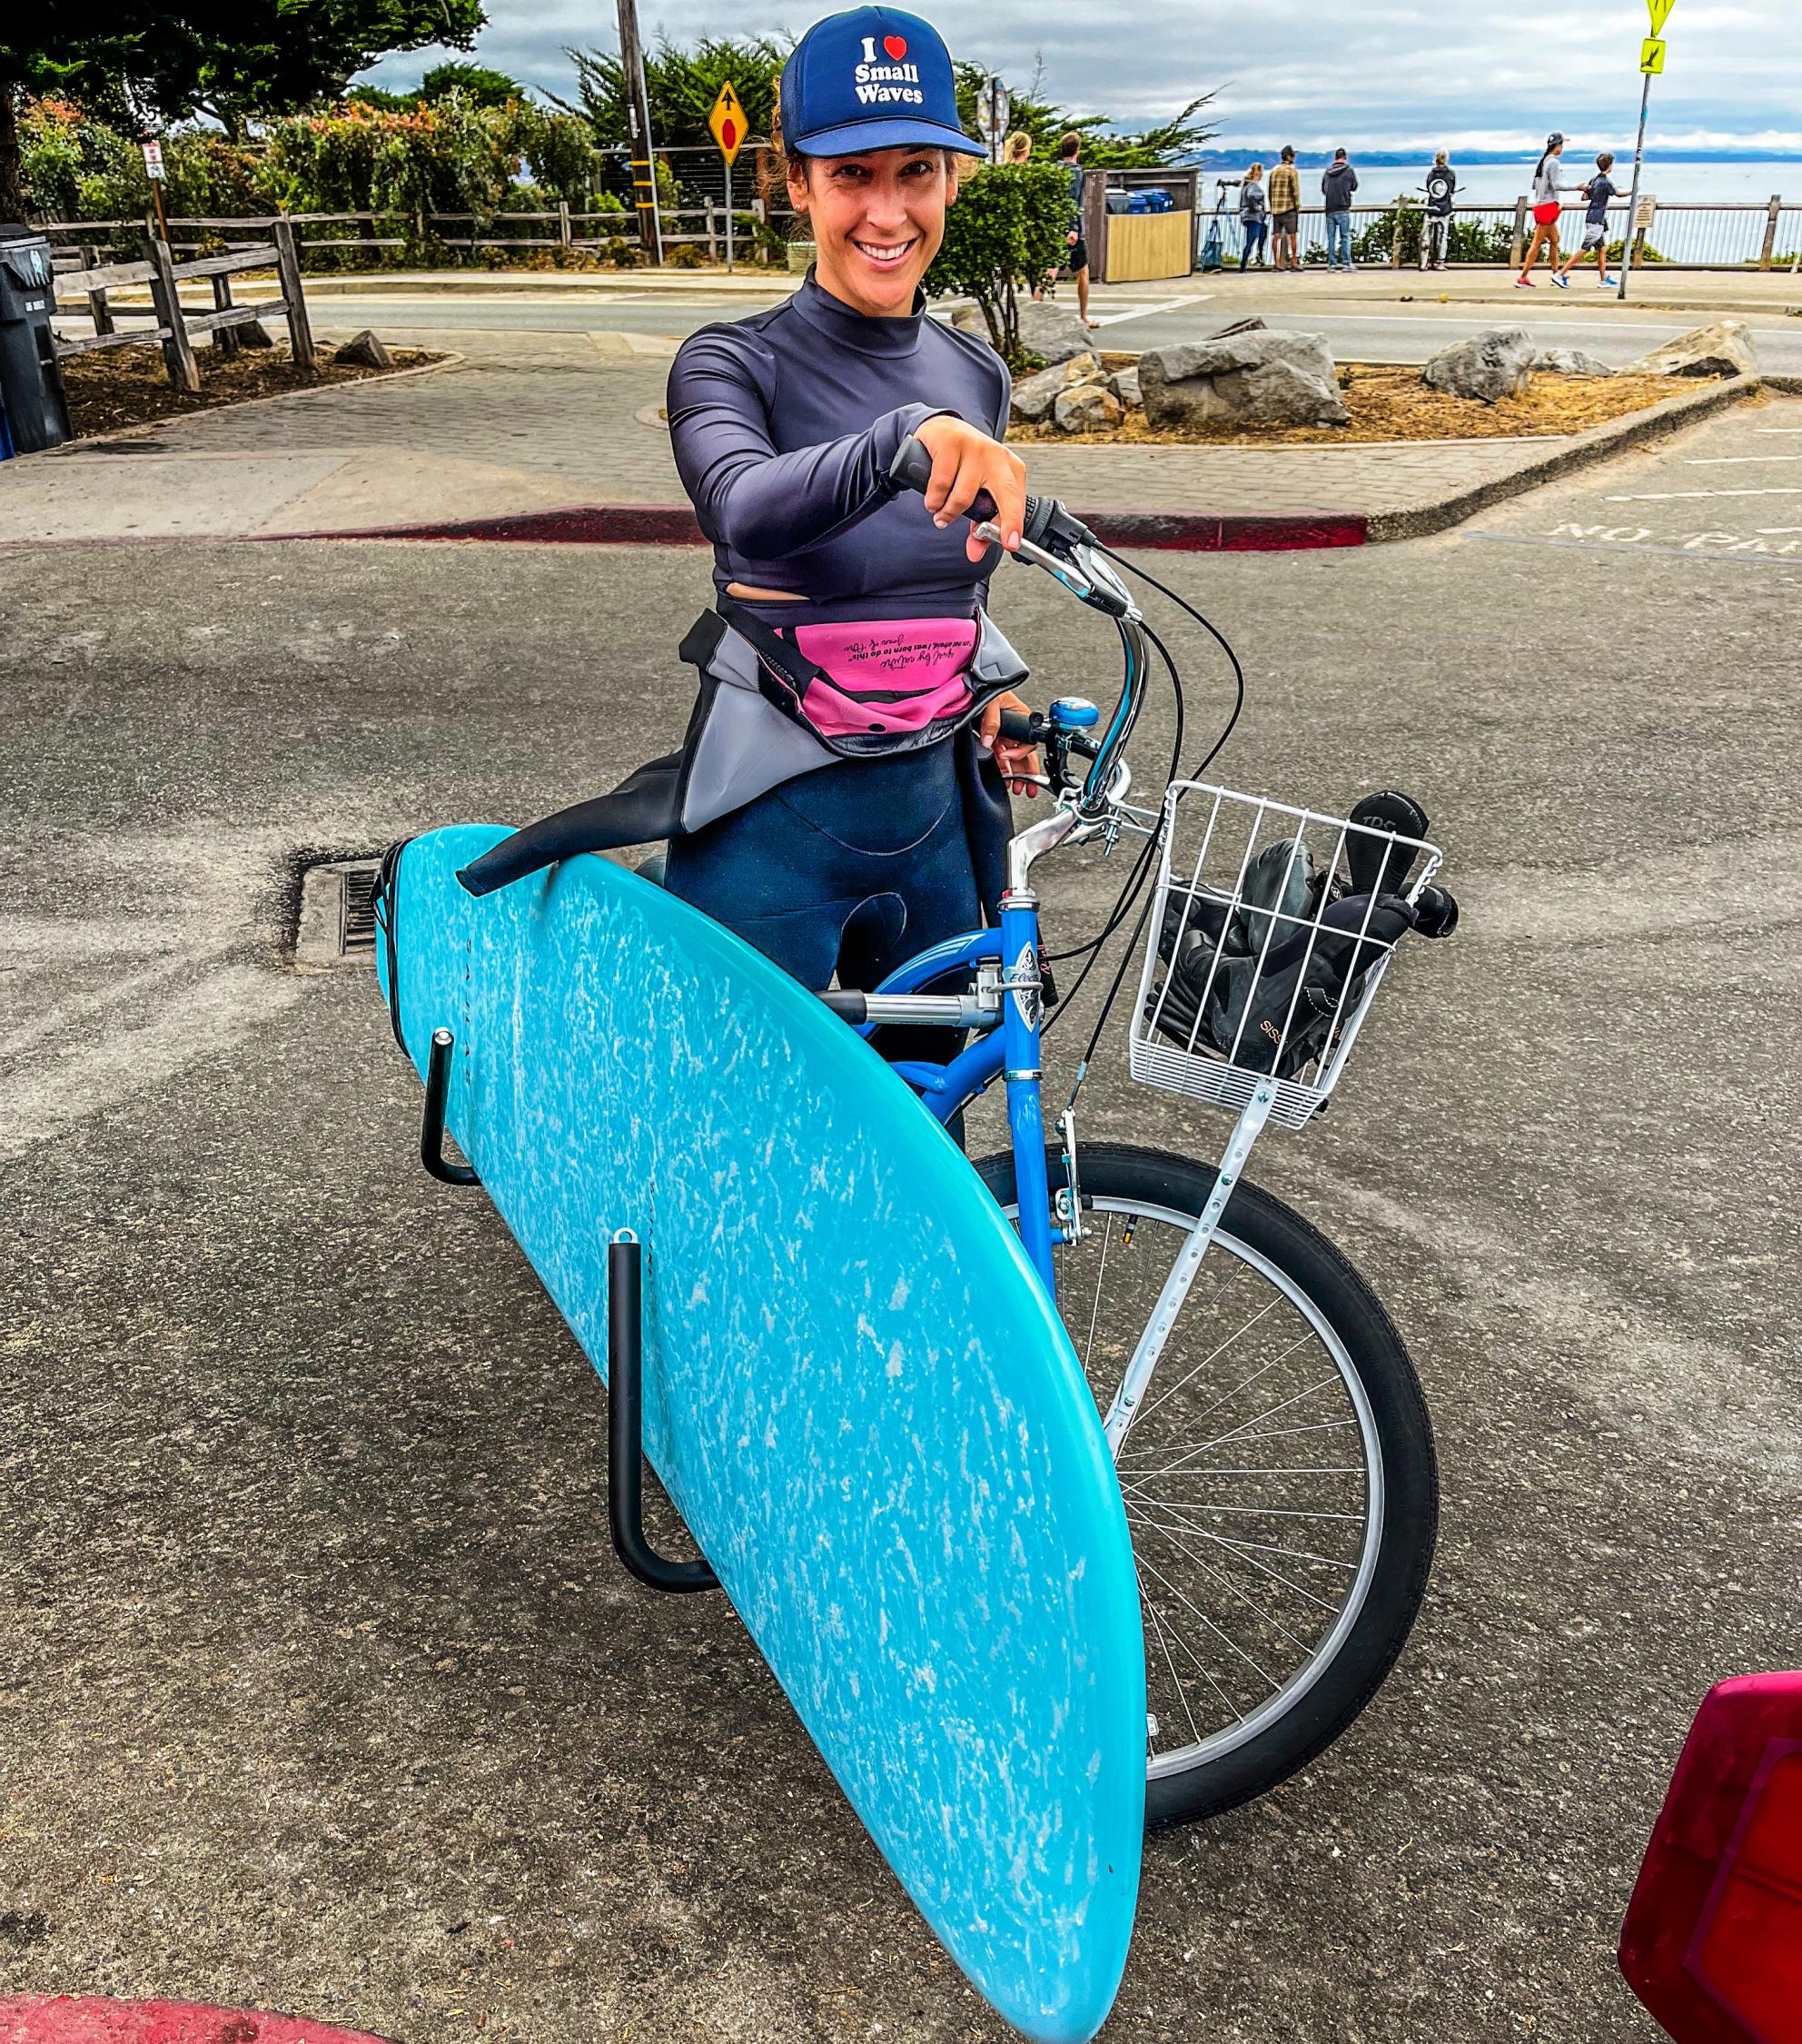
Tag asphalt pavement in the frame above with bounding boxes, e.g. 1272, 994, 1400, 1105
3, 398, 1799, 2041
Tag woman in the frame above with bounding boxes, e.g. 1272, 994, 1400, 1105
1238, 163, 1268, 269
1004, 129, 1033, 165
658, 7, 1039, 1025
1516, 132, 1567, 287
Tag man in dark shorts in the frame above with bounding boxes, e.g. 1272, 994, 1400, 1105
1056, 131, 1095, 326
1267, 144, 1301, 271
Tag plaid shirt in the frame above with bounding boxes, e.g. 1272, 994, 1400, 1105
1267, 164, 1301, 213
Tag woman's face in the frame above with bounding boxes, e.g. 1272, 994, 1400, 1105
789, 146, 958, 317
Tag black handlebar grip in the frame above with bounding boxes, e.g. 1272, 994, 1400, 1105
818, 990, 869, 1024
886, 434, 1001, 528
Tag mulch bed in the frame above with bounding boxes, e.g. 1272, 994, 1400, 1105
1010, 364, 1700, 446
57, 343, 443, 439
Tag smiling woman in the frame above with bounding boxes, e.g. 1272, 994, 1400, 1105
600, 6, 1052, 1051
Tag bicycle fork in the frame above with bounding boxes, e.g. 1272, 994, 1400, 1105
1101, 1083, 1276, 1455
998, 888, 1055, 1295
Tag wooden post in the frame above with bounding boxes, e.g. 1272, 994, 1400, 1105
1508, 194, 1527, 272
271, 218, 315, 370
211, 269, 241, 358
708, 200, 718, 263
1390, 204, 1404, 268
80, 243, 115, 337
1759, 193, 1781, 271
559, 199, 572, 250
145, 234, 200, 394
615, 0, 664, 261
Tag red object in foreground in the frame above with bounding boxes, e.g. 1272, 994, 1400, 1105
1619, 1672, 1802, 2044
0, 1999, 396, 2044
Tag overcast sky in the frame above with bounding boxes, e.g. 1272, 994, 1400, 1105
360, 1, 1802, 153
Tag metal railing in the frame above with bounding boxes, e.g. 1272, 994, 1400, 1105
1203, 193, 1802, 272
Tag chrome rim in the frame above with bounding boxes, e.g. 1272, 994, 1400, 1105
1006, 1191, 1384, 1779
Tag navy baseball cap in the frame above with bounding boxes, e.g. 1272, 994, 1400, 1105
779, 8, 985, 159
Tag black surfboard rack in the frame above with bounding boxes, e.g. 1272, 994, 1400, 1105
416, 1029, 718, 1596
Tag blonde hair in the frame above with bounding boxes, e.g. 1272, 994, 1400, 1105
1003, 130, 1032, 164
1246, 162, 1263, 180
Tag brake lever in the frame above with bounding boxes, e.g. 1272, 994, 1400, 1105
974, 521, 1134, 620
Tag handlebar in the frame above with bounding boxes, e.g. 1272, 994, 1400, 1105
887, 432, 1144, 818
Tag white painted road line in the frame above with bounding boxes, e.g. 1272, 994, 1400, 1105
1467, 533, 1802, 565
1685, 454, 1802, 465
1756, 427, 1802, 433
1093, 297, 1199, 327
1605, 487, 1802, 501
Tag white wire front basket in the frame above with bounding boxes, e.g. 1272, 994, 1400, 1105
1129, 780, 1445, 1130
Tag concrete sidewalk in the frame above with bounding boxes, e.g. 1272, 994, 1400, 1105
0, 323, 1758, 550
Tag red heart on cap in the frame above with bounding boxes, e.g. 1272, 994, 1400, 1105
883, 35, 907, 58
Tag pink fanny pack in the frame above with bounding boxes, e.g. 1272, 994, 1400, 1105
779, 618, 979, 739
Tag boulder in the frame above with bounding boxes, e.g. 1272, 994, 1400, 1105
1009, 352, 1100, 425
1531, 346, 1614, 378
333, 328, 392, 370
1421, 328, 1536, 403
1138, 328, 1347, 430
1628, 319, 1757, 379
233, 318, 275, 350
1016, 297, 1094, 364
1054, 382, 1122, 432
1107, 363, 1142, 408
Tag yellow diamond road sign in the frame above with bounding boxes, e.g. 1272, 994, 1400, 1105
709, 83, 747, 165
1647, 0, 1676, 31
1640, 35, 1666, 73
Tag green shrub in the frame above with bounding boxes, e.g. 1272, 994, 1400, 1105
925, 160, 1072, 367
667, 240, 707, 267
606, 234, 639, 266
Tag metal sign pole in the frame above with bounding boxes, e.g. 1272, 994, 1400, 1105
1618, 69, 1653, 303
725, 158, 734, 273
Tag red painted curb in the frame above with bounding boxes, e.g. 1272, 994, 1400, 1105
285, 503, 1368, 553
0, 1998, 397, 2044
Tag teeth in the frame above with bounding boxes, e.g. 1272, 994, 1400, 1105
855, 240, 914, 264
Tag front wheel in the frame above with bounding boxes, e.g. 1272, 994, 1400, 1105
975, 1142, 1438, 1828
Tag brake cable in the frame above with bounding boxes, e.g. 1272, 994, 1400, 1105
1043, 557, 1250, 1106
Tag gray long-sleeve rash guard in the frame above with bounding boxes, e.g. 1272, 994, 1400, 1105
665, 269, 1012, 626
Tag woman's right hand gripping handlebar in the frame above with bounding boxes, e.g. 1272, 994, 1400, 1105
913, 414, 1027, 562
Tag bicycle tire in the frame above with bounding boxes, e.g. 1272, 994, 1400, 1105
973, 1141, 1438, 1828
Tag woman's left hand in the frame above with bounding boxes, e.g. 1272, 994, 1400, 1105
980, 690, 1043, 799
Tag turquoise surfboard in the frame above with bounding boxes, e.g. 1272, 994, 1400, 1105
376, 827, 1144, 2040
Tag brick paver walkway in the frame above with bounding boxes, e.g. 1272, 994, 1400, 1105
0, 323, 1656, 543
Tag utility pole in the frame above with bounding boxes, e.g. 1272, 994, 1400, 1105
1619, 0, 1675, 302
615, 0, 664, 264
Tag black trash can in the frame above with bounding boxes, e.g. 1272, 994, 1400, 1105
0, 224, 72, 456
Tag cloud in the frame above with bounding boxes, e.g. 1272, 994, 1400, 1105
359, 0, 1802, 148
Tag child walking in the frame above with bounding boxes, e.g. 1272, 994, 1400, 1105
1557, 152, 1619, 288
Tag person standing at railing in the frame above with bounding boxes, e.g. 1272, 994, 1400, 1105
1556, 151, 1619, 288
1322, 148, 1358, 271
1515, 132, 1567, 286
1267, 146, 1302, 271
1421, 151, 1456, 271
1239, 163, 1270, 268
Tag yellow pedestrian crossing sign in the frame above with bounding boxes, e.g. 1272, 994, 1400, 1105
708, 82, 748, 165
1646, 0, 1676, 31
1640, 35, 1666, 73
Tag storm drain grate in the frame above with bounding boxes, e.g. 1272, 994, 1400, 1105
295, 857, 383, 968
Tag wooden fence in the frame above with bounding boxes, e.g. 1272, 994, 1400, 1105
44, 203, 783, 265
51, 220, 314, 394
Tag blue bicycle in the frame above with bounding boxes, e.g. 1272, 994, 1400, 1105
816, 442, 1450, 1828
